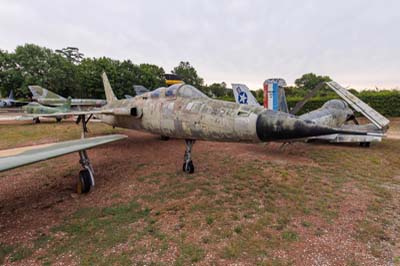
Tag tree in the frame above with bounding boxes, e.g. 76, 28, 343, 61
172, 61, 204, 88
137, 64, 165, 90
56, 47, 84, 64
207, 82, 227, 98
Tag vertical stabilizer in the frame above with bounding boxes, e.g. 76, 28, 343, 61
28, 86, 66, 100
102, 72, 117, 103
263, 79, 288, 112
62, 96, 72, 111
8, 90, 14, 100
231, 84, 260, 106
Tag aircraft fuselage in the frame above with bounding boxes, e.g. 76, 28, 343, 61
99, 85, 347, 143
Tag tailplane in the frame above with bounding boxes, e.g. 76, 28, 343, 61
102, 72, 117, 103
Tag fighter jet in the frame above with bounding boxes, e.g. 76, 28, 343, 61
0, 72, 380, 194
21, 96, 73, 123
232, 80, 388, 146
0, 90, 27, 107
28, 85, 107, 108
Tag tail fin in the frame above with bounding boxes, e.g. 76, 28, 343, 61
62, 96, 72, 110
28, 85, 65, 100
102, 72, 117, 103
231, 84, 260, 106
263, 79, 288, 113
8, 90, 14, 100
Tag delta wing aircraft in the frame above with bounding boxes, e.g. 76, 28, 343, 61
28, 85, 106, 108
232, 80, 389, 146
1, 72, 380, 194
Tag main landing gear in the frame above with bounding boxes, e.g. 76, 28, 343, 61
75, 114, 95, 194
77, 150, 95, 193
182, 139, 195, 174
359, 142, 370, 148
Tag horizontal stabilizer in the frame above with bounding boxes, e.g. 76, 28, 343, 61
0, 134, 127, 172
326, 81, 390, 130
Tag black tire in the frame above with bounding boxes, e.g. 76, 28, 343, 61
360, 142, 371, 148
77, 169, 92, 194
182, 161, 195, 174
160, 135, 170, 141
34, 118, 40, 124
56, 117, 62, 122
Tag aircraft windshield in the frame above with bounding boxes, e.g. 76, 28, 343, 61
150, 84, 208, 99
177, 85, 208, 99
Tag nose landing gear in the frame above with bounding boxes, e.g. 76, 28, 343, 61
182, 139, 195, 174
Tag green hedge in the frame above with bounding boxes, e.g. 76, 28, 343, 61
218, 90, 400, 117
287, 91, 400, 117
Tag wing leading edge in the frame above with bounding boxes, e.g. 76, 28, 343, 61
0, 134, 127, 172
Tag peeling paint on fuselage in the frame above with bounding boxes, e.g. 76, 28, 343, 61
100, 88, 263, 142
98, 86, 363, 143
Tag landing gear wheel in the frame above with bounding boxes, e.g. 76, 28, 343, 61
77, 169, 92, 194
160, 135, 170, 141
56, 117, 62, 123
182, 160, 195, 174
33, 117, 40, 124
182, 139, 195, 174
360, 142, 370, 148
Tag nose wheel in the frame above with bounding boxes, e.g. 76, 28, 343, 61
182, 139, 195, 174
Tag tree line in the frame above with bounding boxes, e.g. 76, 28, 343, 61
1, 44, 398, 105
0, 44, 233, 99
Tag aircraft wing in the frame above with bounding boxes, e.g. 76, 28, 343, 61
19, 109, 115, 118
19, 107, 140, 118
326, 81, 390, 130
0, 134, 127, 172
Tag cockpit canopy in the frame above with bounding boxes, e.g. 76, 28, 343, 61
322, 99, 349, 110
150, 84, 208, 99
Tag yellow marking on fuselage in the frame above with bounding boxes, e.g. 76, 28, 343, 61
166, 80, 184, 85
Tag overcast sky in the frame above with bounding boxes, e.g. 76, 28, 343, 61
1, 0, 399, 90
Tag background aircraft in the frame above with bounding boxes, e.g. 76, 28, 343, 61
22, 96, 73, 123
28, 85, 107, 108
0, 90, 27, 107
232, 80, 388, 146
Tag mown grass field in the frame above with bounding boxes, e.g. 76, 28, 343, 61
0, 120, 399, 265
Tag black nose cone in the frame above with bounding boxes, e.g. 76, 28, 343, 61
256, 110, 339, 141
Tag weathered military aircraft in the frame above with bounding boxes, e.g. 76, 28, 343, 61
0, 72, 383, 194
28, 85, 106, 108
21, 96, 73, 123
232, 80, 389, 146
0, 90, 27, 107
